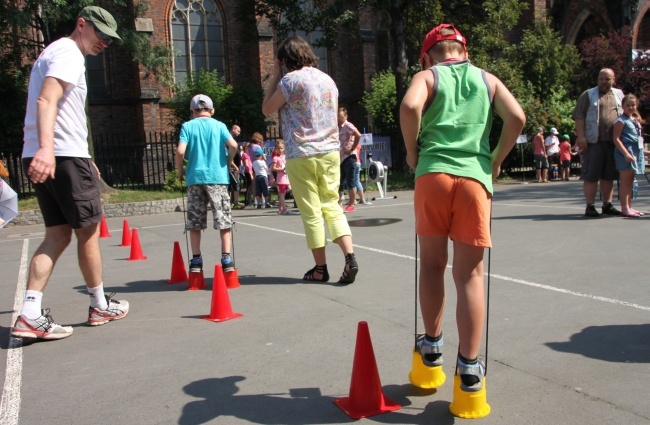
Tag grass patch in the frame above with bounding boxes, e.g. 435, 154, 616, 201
18, 189, 182, 211
384, 169, 415, 191
103, 189, 182, 204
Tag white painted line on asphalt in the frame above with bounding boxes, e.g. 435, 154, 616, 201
497, 202, 584, 210
0, 239, 28, 425
490, 273, 650, 311
237, 221, 650, 312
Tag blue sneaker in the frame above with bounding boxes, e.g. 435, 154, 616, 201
221, 255, 234, 272
416, 334, 443, 367
189, 256, 203, 273
456, 358, 485, 392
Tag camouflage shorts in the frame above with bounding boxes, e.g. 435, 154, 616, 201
185, 184, 233, 230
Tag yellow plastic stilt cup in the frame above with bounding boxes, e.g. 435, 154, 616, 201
408, 349, 446, 389
449, 374, 490, 419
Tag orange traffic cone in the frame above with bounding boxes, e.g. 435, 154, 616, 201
99, 215, 111, 238
127, 228, 147, 261
167, 242, 188, 284
188, 270, 205, 290
224, 268, 240, 289
202, 264, 243, 322
334, 321, 401, 419
120, 220, 131, 247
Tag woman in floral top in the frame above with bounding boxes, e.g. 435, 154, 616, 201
262, 35, 358, 284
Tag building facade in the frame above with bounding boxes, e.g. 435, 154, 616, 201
86, 0, 650, 139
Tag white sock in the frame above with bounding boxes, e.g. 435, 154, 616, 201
88, 283, 108, 310
21, 290, 43, 319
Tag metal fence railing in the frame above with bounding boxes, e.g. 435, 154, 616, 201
93, 131, 178, 191
0, 130, 288, 198
0, 132, 181, 198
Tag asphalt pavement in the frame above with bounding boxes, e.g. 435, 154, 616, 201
1, 179, 649, 425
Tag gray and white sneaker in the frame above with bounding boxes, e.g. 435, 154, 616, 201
456, 358, 486, 392
416, 334, 443, 367
11, 309, 73, 340
87, 294, 129, 326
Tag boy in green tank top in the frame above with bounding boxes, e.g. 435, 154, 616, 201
400, 24, 525, 406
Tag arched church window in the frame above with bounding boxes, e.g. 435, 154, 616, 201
171, 0, 225, 83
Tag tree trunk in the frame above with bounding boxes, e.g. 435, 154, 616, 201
85, 100, 117, 196
389, 0, 408, 170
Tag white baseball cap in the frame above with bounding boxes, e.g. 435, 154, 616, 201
190, 94, 213, 110
550, 127, 559, 135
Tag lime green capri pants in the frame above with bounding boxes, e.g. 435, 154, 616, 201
285, 151, 352, 249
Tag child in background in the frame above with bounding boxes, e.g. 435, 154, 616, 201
559, 134, 574, 181
613, 94, 647, 217
247, 132, 264, 160
272, 139, 291, 214
252, 148, 271, 208
400, 23, 525, 403
239, 145, 254, 207
175, 94, 238, 273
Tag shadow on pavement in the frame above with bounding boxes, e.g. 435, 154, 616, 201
546, 324, 650, 363
493, 213, 587, 221
347, 218, 402, 227
178, 377, 458, 425
75, 280, 188, 294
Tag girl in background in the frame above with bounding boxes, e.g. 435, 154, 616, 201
613, 94, 647, 217
272, 139, 290, 214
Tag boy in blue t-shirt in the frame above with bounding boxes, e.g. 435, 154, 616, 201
175, 94, 238, 272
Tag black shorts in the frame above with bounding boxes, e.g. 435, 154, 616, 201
533, 154, 548, 170
23, 157, 102, 228
580, 141, 618, 182
229, 171, 241, 192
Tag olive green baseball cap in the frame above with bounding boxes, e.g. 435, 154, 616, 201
78, 6, 123, 45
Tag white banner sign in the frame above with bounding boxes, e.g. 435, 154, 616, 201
360, 133, 374, 146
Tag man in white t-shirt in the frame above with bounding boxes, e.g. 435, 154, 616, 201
12, 7, 129, 342
545, 127, 561, 170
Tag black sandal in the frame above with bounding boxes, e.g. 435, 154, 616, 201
338, 253, 358, 284
303, 264, 329, 282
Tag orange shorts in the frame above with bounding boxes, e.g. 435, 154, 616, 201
414, 173, 492, 247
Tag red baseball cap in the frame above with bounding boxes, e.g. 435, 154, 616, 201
419, 24, 466, 68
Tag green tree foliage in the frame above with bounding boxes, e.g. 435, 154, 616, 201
362, 70, 397, 134
578, 26, 650, 114
236, 0, 358, 49
515, 20, 581, 99
507, 19, 581, 143
169, 70, 272, 135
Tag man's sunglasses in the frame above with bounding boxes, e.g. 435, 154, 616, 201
86, 20, 112, 45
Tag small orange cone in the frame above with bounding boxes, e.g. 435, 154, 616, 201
202, 264, 243, 322
188, 270, 205, 290
224, 269, 240, 289
127, 228, 147, 261
168, 242, 188, 284
334, 321, 401, 419
99, 215, 111, 238
120, 220, 131, 247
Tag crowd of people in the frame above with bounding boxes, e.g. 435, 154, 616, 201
8, 5, 646, 418
227, 111, 372, 215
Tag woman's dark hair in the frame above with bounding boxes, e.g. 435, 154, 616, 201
250, 132, 264, 144
277, 35, 319, 71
